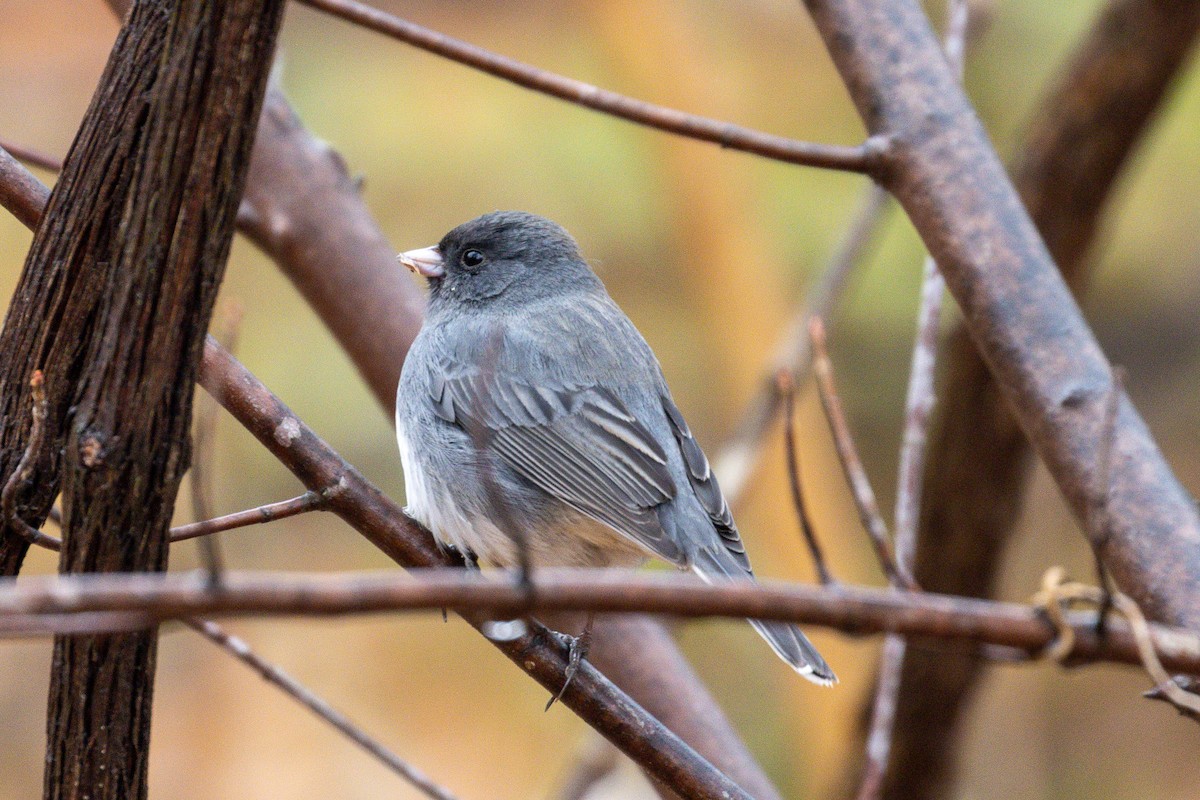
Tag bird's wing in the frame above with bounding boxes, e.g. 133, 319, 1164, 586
659, 391, 750, 574
428, 353, 687, 564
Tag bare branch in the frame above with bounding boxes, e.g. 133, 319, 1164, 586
808, 319, 911, 588
293, 0, 881, 174
779, 371, 835, 586
852, 0, 1200, 794
185, 618, 460, 800
0, 145, 50, 231
1, 569, 1198, 676
169, 493, 325, 542
801, 0, 1200, 628
0, 138, 62, 173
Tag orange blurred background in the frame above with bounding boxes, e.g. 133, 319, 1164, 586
1, 1, 1199, 798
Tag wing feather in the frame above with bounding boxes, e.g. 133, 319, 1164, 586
433, 360, 684, 564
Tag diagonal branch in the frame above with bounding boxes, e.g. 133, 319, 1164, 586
799, 0, 1200, 625
861, 0, 1200, 797
198, 338, 752, 800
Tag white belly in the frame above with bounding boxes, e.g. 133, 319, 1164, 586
396, 419, 508, 562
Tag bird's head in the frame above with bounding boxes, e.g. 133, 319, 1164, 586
398, 211, 598, 308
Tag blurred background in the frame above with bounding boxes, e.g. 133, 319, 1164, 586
1, 0, 1198, 797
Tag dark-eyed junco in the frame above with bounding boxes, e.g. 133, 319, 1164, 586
396, 211, 835, 685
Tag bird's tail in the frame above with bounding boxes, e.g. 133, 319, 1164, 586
691, 547, 837, 686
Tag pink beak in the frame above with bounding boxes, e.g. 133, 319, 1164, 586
397, 245, 445, 278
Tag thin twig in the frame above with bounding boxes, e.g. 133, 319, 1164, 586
718, 184, 891, 506
892, 255, 944, 571
1, 569, 1199, 675
169, 493, 325, 542
856, 6, 969, 796
778, 371, 835, 585
1032, 570, 1200, 719
0, 138, 62, 172
293, 0, 882, 174
190, 306, 244, 583
807, 319, 909, 587
1, 371, 62, 552
185, 618, 460, 799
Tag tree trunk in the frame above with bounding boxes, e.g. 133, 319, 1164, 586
0, 2, 285, 797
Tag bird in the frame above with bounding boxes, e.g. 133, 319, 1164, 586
395, 210, 835, 688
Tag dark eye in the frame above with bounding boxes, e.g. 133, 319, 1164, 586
461, 249, 485, 268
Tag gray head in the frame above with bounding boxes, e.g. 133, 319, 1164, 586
399, 211, 602, 308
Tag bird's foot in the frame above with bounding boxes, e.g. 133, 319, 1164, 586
545, 614, 595, 711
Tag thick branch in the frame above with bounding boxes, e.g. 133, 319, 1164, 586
800, 0, 1200, 628
865, 1, 1200, 798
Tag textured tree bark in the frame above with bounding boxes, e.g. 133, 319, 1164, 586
0, 1, 285, 797
838, 1, 1200, 798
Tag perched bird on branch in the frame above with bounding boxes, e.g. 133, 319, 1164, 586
396, 211, 835, 687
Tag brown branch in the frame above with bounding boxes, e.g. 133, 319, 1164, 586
185, 618, 459, 800
2, 569, 1199, 675
198, 339, 752, 800
293, 0, 880, 174
0, 138, 63, 173
0, 4, 287, 798
856, 0, 1200, 797
0, 145, 50, 232
169, 493, 325, 542
857, 5, 970, 796
779, 371, 835, 586
809, 319, 911, 588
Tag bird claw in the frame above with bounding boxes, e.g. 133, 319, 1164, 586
545, 621, 594, 711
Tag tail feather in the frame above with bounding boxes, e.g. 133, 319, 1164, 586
691, 547, 837, 686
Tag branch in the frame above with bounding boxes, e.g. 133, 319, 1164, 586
1, 569, 1199, 675
865, 0, 1200, 796
800, 0, 1200, 626
293, 0, 881, 174
198, 339, 752, 800
185, 618, 459, 800
0, 4, 287, 798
